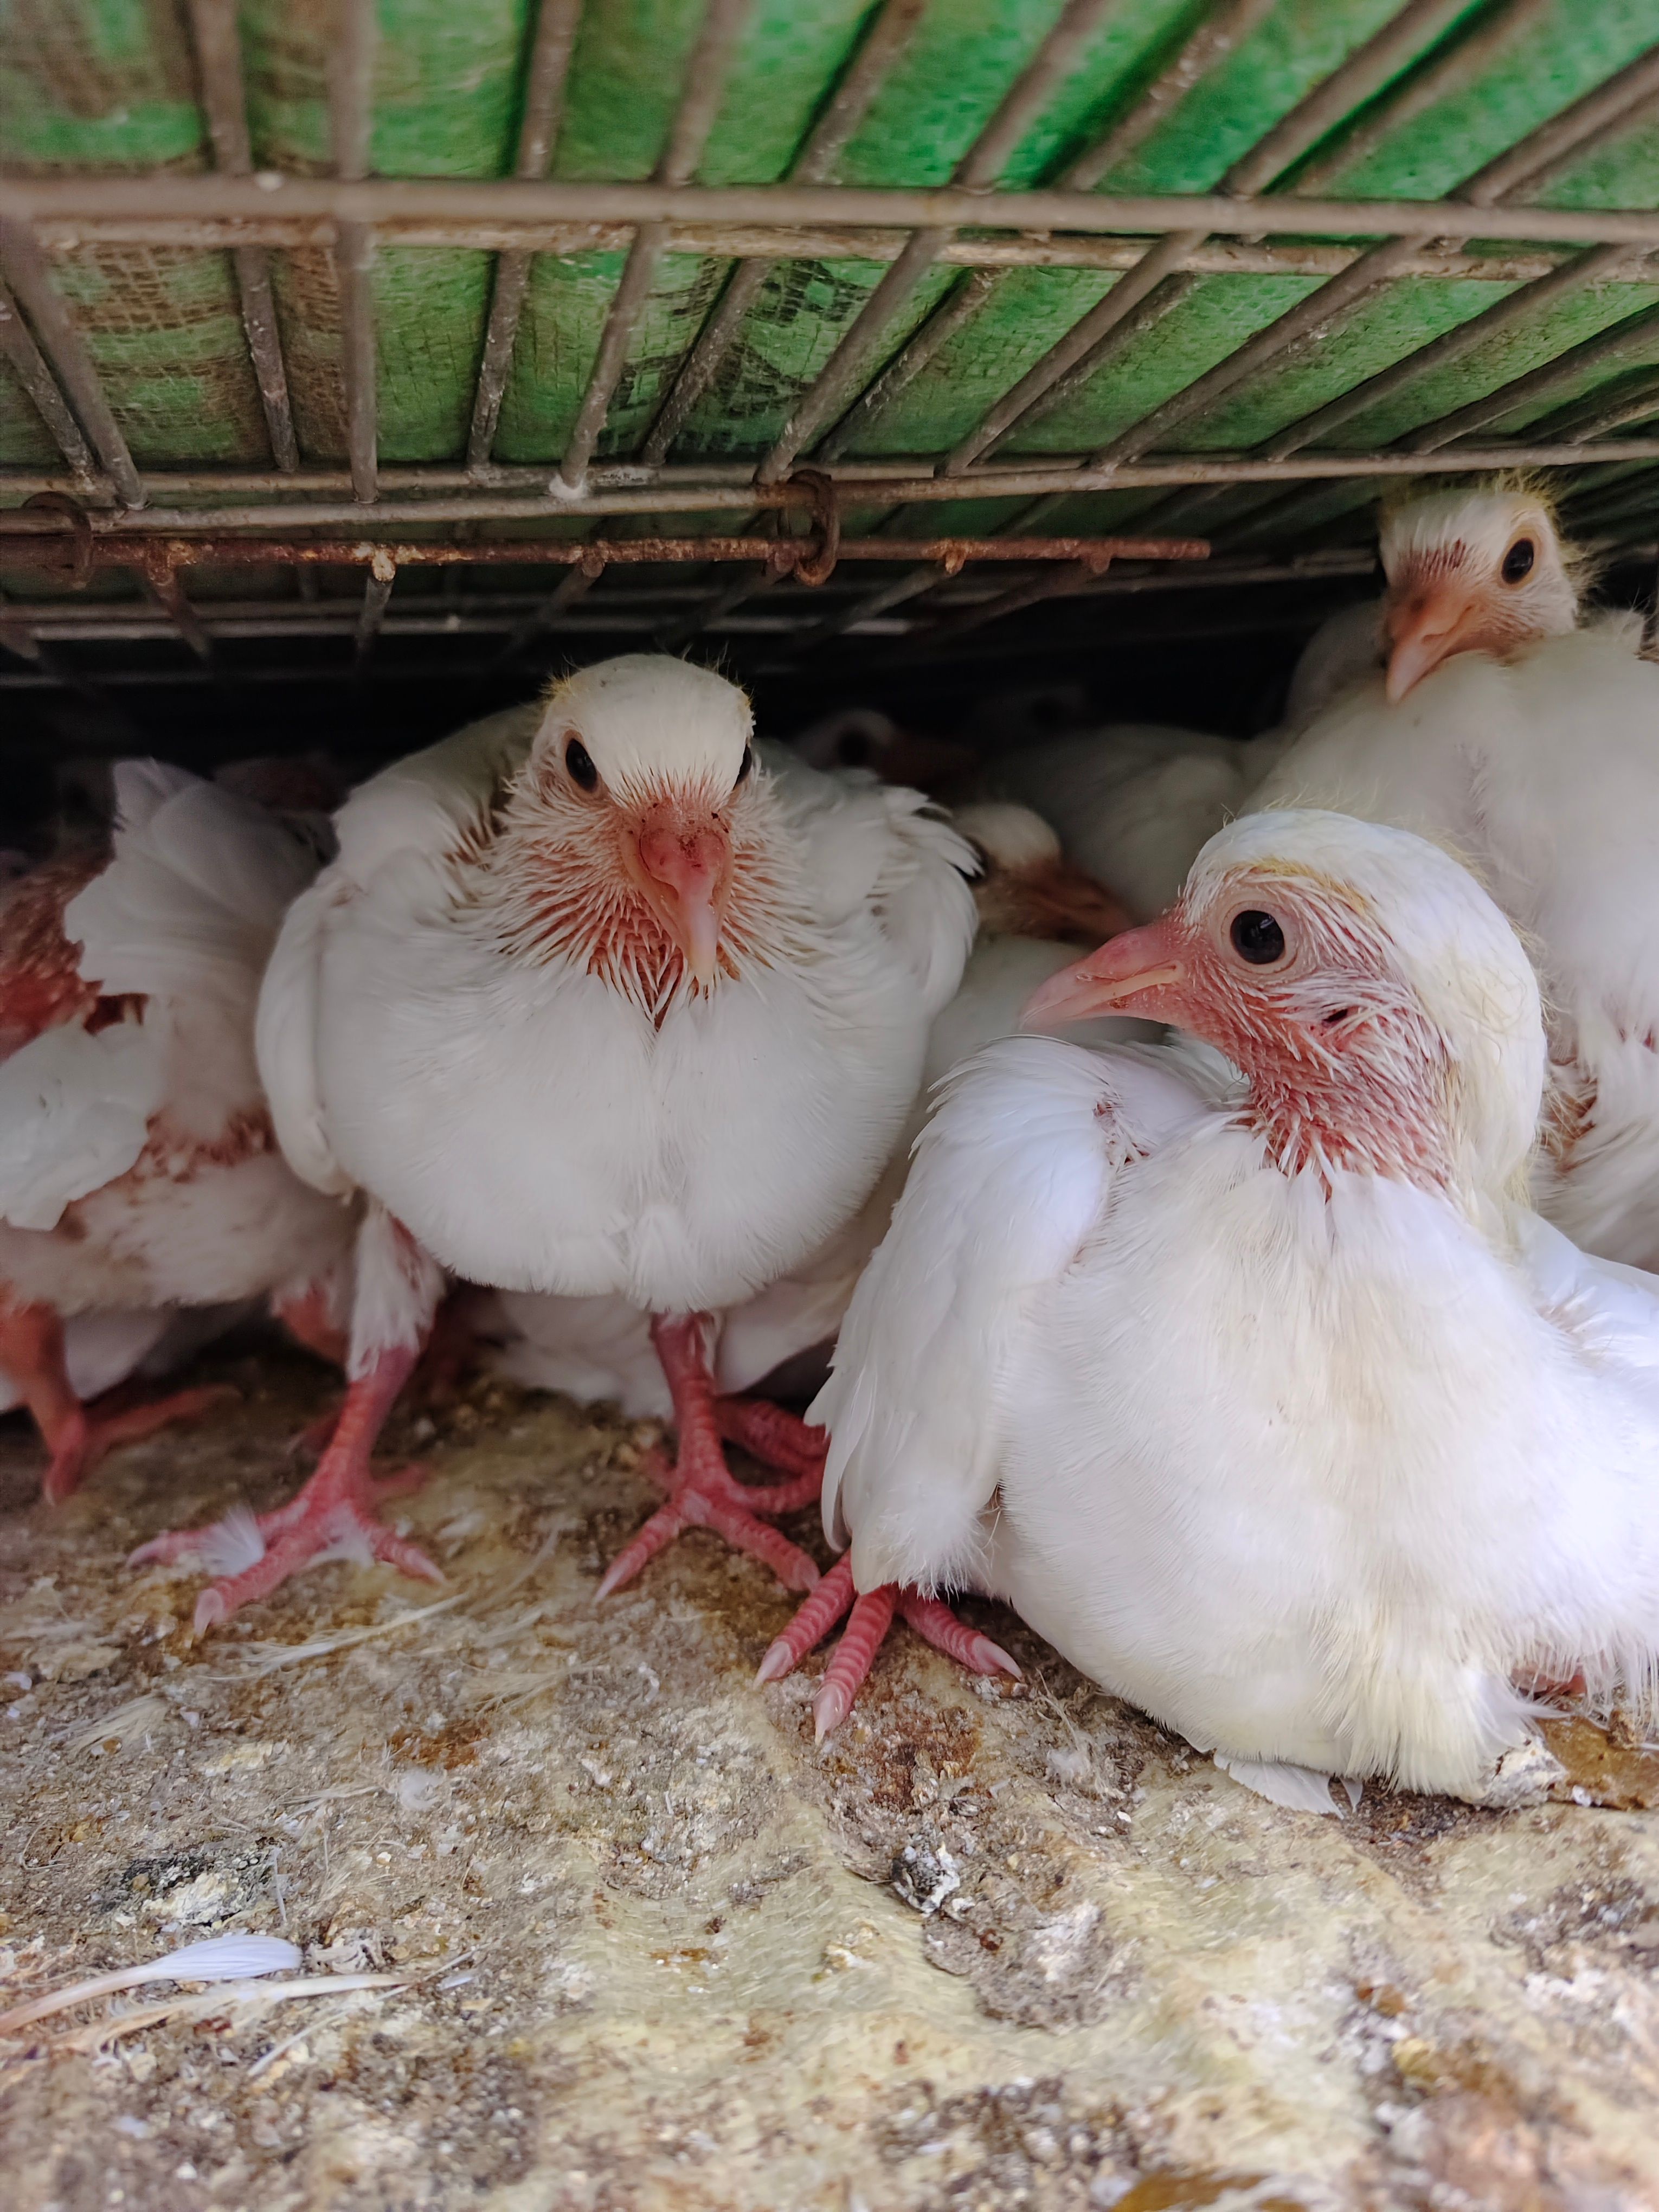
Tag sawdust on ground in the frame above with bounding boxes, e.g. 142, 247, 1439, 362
2, 1344, 1657, 2212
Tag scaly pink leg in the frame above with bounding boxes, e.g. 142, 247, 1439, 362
714, 1397, 826, 1486
756, 1555, 1021, 1740
0, 1293, 234, 1505
43, 1385, 237, 1506
129, 1345, 439, 1635
596, 1314, 825, 1599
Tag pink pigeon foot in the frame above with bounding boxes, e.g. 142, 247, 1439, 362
0, 1291, 236, 1506
129, 1345, 440, 1634
596, 1314, 825, 1600
756, 1555, 1021, 1740
42, 1384, 239, 1507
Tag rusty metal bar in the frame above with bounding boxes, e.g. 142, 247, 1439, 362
331, 0, 380, 504
639, 0, 929, 467
353, 551, 396, 667
8, 176, 1659, 250
0, 530, 1209, 572
186, 0, 300, 473
0, 275, 102, 498
492, 554, 608, 664
467, 0, 586, 471
0, 222, 144, 509
17, 217, 1599, 285
754, 0, 1126, 487
1407, 299, 1659, 452
557, 0, 754, 490
137, 559, 215, 662
2, 441, 1654, 541
0, 552, 1401, 636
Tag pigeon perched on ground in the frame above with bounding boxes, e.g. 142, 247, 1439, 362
142, 656, 983, 1632
766, 810, 1659, 1801
0, 764, 353, 1504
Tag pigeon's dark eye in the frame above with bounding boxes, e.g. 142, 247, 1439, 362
565, 738, 599, 792
734, 744, 754, 787
1501, 537, 1535, 585
1230, 909, 1287, 966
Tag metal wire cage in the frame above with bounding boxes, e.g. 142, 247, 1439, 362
1, 0, 1654, 690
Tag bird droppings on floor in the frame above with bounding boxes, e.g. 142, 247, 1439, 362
2, 1347, 1656, 2212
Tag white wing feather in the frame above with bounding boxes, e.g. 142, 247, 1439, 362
330, 706, 535, 881
254, 878, 349, 1197
0, 1018, 166, 1231
763, 745, 976, 1014
256, 708, 536, 1202
66, 763, 318, 1004
814, 1036, 1209, 1592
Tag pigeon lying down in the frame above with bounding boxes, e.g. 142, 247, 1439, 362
768, 808, 1659, 1808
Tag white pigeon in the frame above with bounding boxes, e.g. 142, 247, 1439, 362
481, 800, 1134, 1420
140, 655, 980, 1632
766, 808, 1659, 1803
978, 480, 1613, 929
1255, 493, 1659, 1269
1281, 478, 1600, 724
0, 764, 354, 1504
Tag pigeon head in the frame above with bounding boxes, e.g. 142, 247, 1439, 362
1023, 808, 1545, 1196
485, 655, 803, 1012
1379, 483, 1579, 703
952, 803, 1129, 946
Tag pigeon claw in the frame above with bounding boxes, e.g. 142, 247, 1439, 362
758, 1556, 1021, 1739
599, 1474, 821, 1600
43, 1384, 238, 1506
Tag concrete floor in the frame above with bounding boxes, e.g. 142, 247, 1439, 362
2, 1345, 1656, 2212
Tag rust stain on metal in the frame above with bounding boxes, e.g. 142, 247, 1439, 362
0, 523, 1210, 576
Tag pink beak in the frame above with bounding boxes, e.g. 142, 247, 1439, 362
1020, 914, 1187, 1031
632, 802, 732, 988
1385, 575, 1486, 703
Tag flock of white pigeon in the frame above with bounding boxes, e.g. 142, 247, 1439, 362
3, 479, 1657, 1817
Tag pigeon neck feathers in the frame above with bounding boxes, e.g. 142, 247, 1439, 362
1026, 809, 1546, 1208
453, 656, 823, 1023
